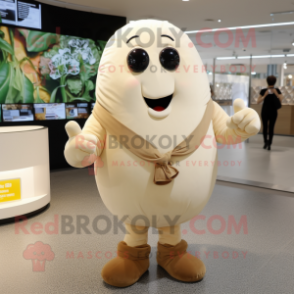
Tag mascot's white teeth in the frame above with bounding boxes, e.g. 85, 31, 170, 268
144, 94, 173, 119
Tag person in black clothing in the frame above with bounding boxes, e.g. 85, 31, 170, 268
257, 75, 283, 150
210, 84, 215, 99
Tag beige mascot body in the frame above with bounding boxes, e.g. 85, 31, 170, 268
64, 20, 260, 287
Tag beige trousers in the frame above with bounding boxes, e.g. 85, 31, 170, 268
124, 223, 181, 247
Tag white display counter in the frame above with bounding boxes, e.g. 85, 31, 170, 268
0, 126, 50, 220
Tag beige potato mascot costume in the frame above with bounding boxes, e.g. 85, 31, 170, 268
64, 19, 260, 287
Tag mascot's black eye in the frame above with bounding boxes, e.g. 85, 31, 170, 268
127, 48, 149, 73
159, 47, 180, 71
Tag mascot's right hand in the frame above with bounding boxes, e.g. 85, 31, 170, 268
64, 121, 98, 168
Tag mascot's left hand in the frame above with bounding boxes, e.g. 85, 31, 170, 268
226, 98, 261, 134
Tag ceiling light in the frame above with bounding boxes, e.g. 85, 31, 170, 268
182, 0, 190, 1
270, 54, 286, 57
288, 74, 293, 79
287, 54, 294, 56
252, 55, 285, 58
186, 21, 294, 34
270, 11, 294, 16
292, 42, 294, 46
218, 19, 221, 22
216, 57, 236, 60
252, 55, 271, 58
251, 72, 256, 75
217, 55, 286, 60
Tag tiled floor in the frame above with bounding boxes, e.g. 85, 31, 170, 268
1, 168, 294, 294
217, 134, 294, 192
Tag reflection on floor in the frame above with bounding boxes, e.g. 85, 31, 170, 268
217, 134, 294, 192
1, 168, 294, 294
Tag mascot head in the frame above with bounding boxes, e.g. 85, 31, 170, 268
96, 20, 210, 136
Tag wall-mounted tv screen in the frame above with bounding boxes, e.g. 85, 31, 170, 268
0, 0, 42, 29
66, 103, 89, 119
0, 24, 106, 106
34, 103, 65, 120
2, 104, 34, 121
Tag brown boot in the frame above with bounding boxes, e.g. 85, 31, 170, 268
101, 241, 151, 287
157, 239, 206, 282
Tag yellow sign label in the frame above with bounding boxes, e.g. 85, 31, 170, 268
0, 179, 21, 203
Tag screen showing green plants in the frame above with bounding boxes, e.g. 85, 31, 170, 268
0, 24, 106, 105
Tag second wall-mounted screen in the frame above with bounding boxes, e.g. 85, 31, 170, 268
34, 103, 66, 120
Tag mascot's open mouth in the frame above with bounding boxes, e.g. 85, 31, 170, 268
144, 94, 173, 112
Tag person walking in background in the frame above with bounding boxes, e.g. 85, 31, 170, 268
257, 75, 283, 150
210, 84, 215, 99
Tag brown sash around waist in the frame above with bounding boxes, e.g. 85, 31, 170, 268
93, 100, 214, 185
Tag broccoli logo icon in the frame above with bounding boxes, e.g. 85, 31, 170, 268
23, 241, 55, 272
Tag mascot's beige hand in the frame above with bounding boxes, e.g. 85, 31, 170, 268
226, 99, 261, 134
64, 121, 98, 168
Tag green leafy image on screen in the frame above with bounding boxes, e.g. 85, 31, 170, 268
0, 24, 106, 104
